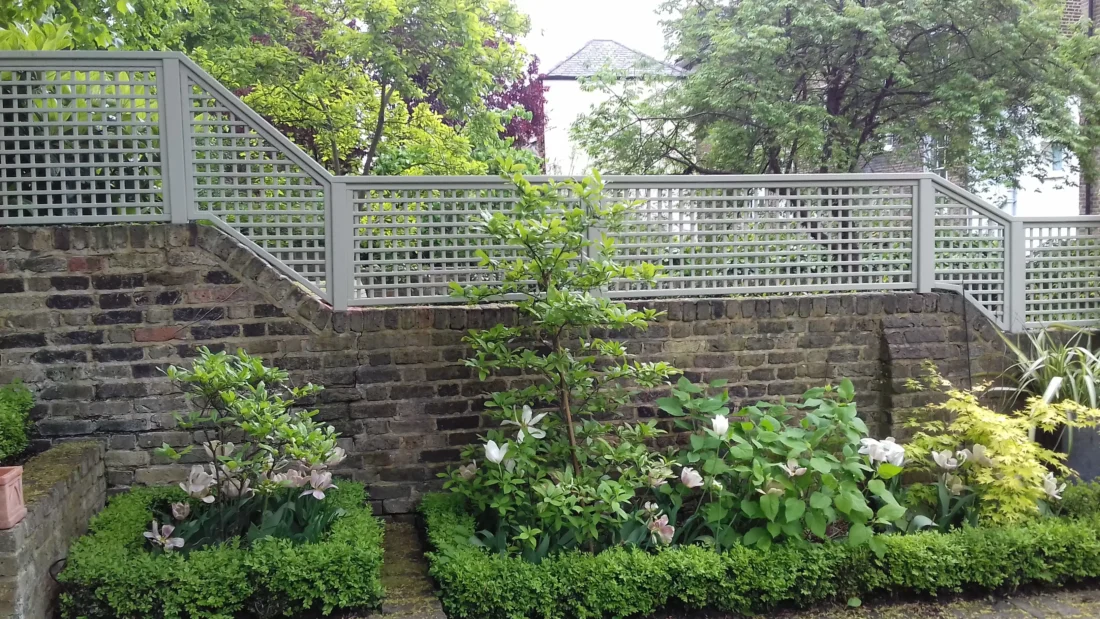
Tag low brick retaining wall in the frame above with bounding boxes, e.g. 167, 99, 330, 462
0, 225, 1010, 514
0, 442, 105, 619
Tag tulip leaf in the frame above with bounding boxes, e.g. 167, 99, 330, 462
728, 444, 754, 460
785, 498, 806, 523
838, 379, 855, 401
656, 397, 683, 416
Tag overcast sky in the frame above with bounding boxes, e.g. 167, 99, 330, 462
513, 0, 671, 70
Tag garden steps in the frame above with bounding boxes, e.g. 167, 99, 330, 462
360, 520, 445, 619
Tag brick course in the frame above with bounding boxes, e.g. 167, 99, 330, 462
0, 225, 1010, 514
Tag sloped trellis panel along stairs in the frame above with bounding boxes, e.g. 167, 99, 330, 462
1, 51, 1097, 332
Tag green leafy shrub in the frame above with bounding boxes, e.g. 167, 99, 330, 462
423, 493, 1100, 619
443, 166, 679, 557
59, 482, 383, 619
154, 348, 346, 550
660, 378, 907, 553
0, 380, 32, 461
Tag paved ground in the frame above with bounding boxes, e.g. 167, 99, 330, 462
361, 520, 446, 619
363, 524, 1100, 619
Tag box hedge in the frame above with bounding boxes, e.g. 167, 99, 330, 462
422, 489, 1100, 619
59, 481, 384, 619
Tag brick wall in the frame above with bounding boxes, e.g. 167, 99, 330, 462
0, 225, 1010, 514
0, 442, 105, 619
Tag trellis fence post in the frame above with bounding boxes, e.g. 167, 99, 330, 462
160, 57, 191, 225
329, 180, 353, 311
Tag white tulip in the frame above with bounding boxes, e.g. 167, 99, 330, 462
711, 414, 729, 437
484, 440, 508, 464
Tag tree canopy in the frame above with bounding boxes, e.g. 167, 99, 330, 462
574, 0, 1100, 188
1, 0, 547, 175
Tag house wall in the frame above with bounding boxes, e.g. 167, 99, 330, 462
0, 224, 1011, 514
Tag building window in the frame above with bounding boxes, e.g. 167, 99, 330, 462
1051, 144, 1065, 173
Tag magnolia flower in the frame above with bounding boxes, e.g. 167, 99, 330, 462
301, 470, 338, 500
325, 446, 347, 467
170, 502, 191, 521
180, 465, 216, 503
484, 440, 508, 464
221, 477, 253, 500
970, 444, 994, 467
859, 437, 905, 466
646, 466, 673, 488
680, 467, 703, 489
458, 462, 477, 481
932, 450, 959, 471
1043, 473, 1066, 501
647, 514, 675, 545
273, 468, 310, 488
144, 520, 184, 551
945, 474, 967, 496
711, 414, 729, 438
757, 481, 785, 496
202, 440, 235, 460
779, 459, 807, 477
502, 406, 548, 444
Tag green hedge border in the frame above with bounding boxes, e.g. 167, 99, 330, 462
421, 491, 1100, 619
59, 481, 384, 619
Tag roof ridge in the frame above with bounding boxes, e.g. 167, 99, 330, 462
545, 39, 685, 79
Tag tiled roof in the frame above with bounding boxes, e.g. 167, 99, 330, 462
544, 39, 687, 80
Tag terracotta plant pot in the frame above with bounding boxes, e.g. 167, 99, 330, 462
0, 466, 27, 529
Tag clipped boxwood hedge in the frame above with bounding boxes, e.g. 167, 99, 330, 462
59, 481, 384, 619
422, 491, 1100, 619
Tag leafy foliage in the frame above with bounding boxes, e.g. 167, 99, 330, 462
58, 483, 383, 619
996, 325, 1100, 453
422, 492, 1100, 619
443, 165, 680, 556
154, 348, 346, 550
659, 379, 906, 554
0, 380, 32, 462
903, 363, 1100, 525
574, 0, 1100, 188
0, 0, 545, 175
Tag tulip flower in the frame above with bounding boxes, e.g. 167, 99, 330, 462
647, 514, 675, 545
1043, 472, 1066, 501
680, 467, 703, 488
180, 465, 216, 503
711, 414, 729, 438
932, 450, 958, 471
484, 440, 509, 464
171, 502, 191, 521
779, 459, 807, 477
144, 520, 184, 551
458, 462, 477, 481
502, 406, 547, 444
301, 470, 338, 500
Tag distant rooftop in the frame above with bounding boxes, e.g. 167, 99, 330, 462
544, 39, 687, 80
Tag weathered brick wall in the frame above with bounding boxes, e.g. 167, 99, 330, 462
0, 442, 105, 619
0, 225, 1009, 514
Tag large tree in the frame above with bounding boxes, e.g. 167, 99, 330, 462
1, 0, 545, 175
574, 0, 1100, 187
